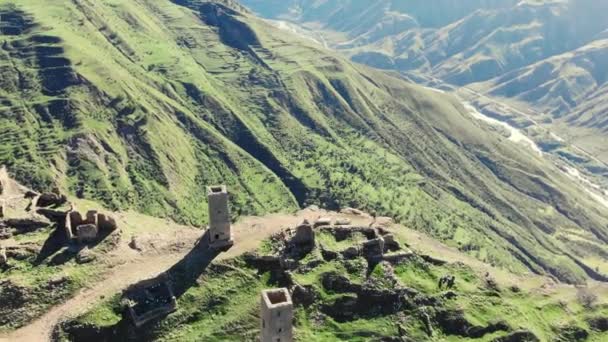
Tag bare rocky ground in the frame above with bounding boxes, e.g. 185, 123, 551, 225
1, 168, 607, 341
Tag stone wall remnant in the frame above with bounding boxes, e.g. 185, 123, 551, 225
362, 237, 385, 261
314, 217, 332, 228
64, 208, 117, 243
76, 224, 98, 243
261, 288, 293, 342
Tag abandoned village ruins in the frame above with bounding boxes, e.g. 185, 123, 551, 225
2, 172, 416, 341
0, 171, 119, 269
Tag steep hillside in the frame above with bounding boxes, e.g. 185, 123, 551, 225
1, 0, 608, 287
56, 219, 608, 341
241, 0, 608, 164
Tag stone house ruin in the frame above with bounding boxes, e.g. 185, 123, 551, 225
124, 275, 177, 328
261, 288, 293, 342
207, 185, 233, 249
64, 209, 117, 243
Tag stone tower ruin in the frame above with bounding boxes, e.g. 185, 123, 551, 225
260, 288, 293, 342
207, 185, 233, 249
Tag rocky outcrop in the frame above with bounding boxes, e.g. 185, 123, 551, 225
435, 309, 510, 338
35, 192, 67, 208
4, 214, 51, 232
492, 330, 540, 342
553, 325, 589, 341
588, 316, 608, 332
290, 284, 317, 307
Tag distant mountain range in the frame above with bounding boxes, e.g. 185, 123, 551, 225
241, 0, 608, 164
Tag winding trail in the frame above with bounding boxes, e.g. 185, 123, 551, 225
0, 210, 324, 342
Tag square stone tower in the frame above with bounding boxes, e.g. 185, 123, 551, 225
207, 185, 233, 249
261, 288, 293, 342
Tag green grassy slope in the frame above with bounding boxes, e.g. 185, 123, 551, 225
56, 231, 608, 341
0, 0, 607, 285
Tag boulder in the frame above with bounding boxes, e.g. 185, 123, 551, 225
76, 247, 96, 264
588, 316, 608, 332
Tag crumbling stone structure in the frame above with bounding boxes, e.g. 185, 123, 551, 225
64, 209, 117, 243
292, 220, 314, 249
207, 185, 234, 249
362, 237, 385, 261
124, 275, 177, 327
0, 199, 5, 218
261, 288, 293, 342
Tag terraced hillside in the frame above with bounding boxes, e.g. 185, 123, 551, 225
0, 0, 608, 287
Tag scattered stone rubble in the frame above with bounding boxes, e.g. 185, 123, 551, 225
123, 274, 177, 328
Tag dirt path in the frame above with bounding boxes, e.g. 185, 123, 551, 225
0, 209, 329, 342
